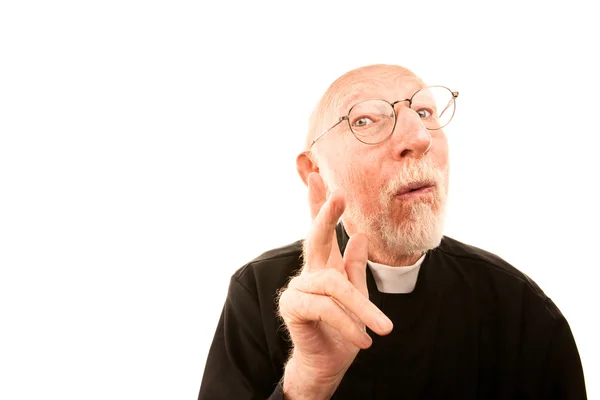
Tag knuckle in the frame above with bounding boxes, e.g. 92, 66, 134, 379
326, 200, 338, 221
280, 289, 312, 321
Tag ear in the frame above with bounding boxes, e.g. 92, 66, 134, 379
296, 151, 319, 186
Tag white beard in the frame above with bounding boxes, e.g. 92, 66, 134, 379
375, 193, 447, 255
332, 157, 448, 257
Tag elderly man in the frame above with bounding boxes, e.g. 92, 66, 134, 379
198, 65, 586, 399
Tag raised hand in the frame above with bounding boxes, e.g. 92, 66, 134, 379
278, 172, 393, 399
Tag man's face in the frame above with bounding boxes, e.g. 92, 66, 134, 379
315, 67, 450, 257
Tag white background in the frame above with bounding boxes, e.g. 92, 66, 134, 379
1, 1, 598, 399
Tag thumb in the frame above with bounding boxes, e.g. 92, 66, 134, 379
343, 233, 369, 298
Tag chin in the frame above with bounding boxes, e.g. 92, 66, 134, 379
342, 185, 448, 256
379, 200, 447, 255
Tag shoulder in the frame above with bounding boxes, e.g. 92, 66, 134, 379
436, 235, 548, 299
435, 236, 566, 322
230, 239, 304, 299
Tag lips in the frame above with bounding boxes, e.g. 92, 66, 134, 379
395, 181, 436, 196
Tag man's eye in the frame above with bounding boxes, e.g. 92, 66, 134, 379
417, 109, 432, 119
353, 117, 374, 127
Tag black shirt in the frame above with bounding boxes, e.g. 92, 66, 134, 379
198, 225, 586, 399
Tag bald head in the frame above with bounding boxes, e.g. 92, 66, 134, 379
305, 64, 427, 152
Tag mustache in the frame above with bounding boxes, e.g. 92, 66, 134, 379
382, 157, 444, 197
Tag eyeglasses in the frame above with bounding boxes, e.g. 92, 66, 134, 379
310, 85, 459, 147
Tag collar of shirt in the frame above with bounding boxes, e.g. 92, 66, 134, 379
367, 254, 426, 294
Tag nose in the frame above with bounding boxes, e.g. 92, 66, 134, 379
389, 106, 432, 159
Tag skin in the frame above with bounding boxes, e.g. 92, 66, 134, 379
278, 64, 451, 399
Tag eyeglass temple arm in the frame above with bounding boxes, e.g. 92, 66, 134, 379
310, 117, 347, 147
439, 91, 459, 119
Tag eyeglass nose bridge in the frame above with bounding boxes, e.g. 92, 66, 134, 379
390, 98, 412, 108
389, 98, 416, 121
389, 97, 425, 126
379, 98, 418, 144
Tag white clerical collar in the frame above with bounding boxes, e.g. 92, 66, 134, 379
367, 253, 426, 294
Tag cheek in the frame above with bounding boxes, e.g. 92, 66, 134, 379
431, 134, 450, 189
433, 133, 449, 167
343, 161, 383, 211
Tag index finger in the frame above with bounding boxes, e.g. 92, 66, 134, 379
308, 172, 326, 220
305, 185, 346, 268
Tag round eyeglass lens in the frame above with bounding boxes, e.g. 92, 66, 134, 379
410, 86, 456, 130
348, 99, 396, 144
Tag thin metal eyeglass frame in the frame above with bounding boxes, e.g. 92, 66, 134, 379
309, 86, 459, 148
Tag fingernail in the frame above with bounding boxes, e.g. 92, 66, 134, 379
376, 315, 393, 332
